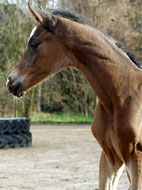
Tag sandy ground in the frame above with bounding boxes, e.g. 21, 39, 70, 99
0, 124, 129, 190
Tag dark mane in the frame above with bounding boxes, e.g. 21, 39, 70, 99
51, 9, 91, 25
52, 9, 142, 69
116, 42, 142, 69
52, 10, 81, 22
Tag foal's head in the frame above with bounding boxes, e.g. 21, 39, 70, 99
7, 4, 77, 97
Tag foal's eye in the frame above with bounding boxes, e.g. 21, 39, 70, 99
30, 43, 39, 51
28, 38, 40, 52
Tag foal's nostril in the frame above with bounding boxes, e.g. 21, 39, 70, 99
6, 75, 25, 97
6, 78, 24, 97
6, 76, 15, 93
6, 76, 11, 88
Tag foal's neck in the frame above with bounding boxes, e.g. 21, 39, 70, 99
66, 23, 141, 110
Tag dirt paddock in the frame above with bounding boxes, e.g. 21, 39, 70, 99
0, 124, 129, 190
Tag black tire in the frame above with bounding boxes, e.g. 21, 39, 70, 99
3, 135, 19, 148
0, 118, 32, 149
21, 132, 32, 146
0, 133, 32, 149
0, 135, 8, 148
11, 132, 32, 147
0, 118, 30, 134
12, 134, 26, 147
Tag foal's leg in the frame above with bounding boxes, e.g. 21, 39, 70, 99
126, 170, 131, 190
99, 151, 124, 190
126, 150, 142, 190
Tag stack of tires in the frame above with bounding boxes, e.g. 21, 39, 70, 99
0, 118, 32, 148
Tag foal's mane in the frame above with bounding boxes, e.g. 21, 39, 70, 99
51, 9, 142, 69
52, 9, 87, 24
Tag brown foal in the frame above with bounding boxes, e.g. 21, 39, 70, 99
6, 4, 142, 190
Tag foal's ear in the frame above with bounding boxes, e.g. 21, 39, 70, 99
28, 3, 56, 32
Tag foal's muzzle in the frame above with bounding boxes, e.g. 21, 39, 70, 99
6, 76, 26, 98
